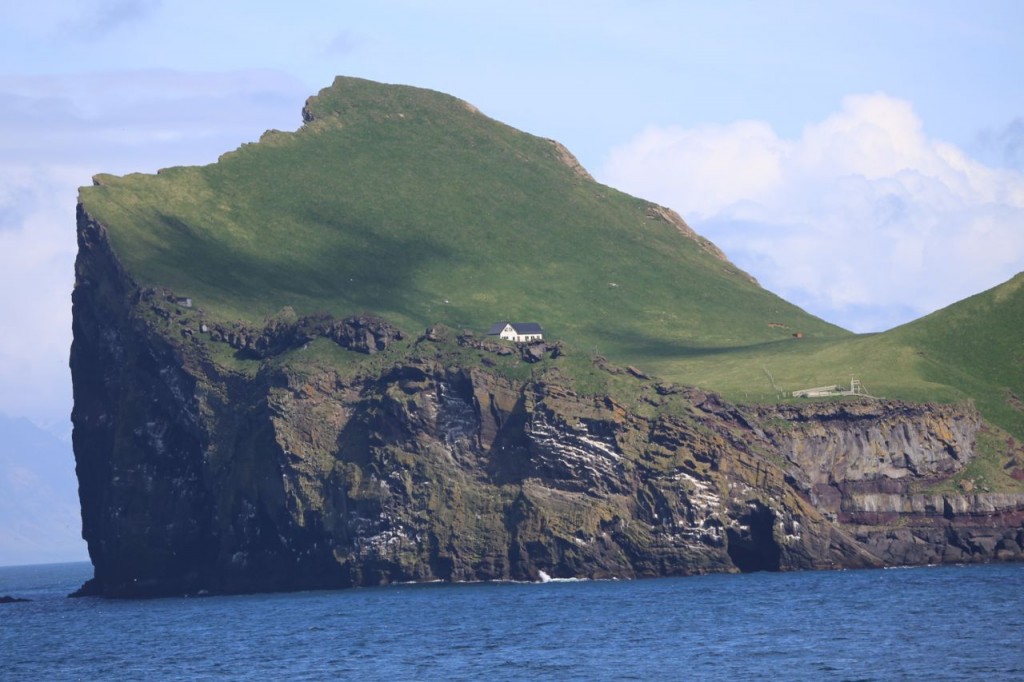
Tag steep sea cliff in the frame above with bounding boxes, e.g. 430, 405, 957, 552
71, 207, 1024, 596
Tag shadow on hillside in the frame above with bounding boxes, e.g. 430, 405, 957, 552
585, 325, 814, 361
153, 210, 456, 322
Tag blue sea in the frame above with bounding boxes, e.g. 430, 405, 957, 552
3, 562, 1023, 681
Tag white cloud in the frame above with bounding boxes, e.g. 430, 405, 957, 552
601, 93, 1024, 332
0, 70, 307, 426
0, 70, 307, 166
0, 165, 78, 427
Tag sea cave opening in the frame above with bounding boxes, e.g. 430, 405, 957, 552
726, 501, 782, 573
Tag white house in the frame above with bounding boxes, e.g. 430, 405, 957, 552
487, 321, 544, 343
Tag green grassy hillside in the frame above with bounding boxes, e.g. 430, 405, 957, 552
79, 76, 1022, 438
80, 76, 845, 360
886, 273, 1024, 436
662, 273, 1024, 438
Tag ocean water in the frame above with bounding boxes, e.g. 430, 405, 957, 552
2, 562, 1023, 681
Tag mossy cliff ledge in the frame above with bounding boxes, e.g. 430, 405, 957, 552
71, 209, 1024, 597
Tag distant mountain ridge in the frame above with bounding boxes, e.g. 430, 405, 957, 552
0, 416, 86, 565
81, 76, 845, 354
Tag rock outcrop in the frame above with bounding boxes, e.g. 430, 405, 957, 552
758, 402, 1024, 565
71, 206, 1024, 597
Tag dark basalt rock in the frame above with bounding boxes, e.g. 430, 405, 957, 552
200, 311, 403, 359
69, 205, 1024, 597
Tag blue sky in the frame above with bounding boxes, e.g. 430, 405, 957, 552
2, 0, 1024, 564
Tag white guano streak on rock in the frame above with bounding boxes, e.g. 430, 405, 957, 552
848, 492, 1024, 514
658, 470, 724, 545
672, 470, 721, 511
527, 416, 622, 483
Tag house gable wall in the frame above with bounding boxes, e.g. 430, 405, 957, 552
490, 321, 544, 343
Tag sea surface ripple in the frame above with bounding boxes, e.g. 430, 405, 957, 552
2, 562, 1023, 680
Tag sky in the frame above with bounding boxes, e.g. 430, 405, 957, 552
2, 0, 1024, 564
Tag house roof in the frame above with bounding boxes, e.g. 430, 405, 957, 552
487, 321, 543, 335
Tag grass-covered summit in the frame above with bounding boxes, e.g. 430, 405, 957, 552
80, 76, 845, 359
78, 76, 1023, 439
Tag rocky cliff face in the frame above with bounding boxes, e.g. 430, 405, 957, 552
71, 207, 1024, 597
759, 402, 1024, 565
